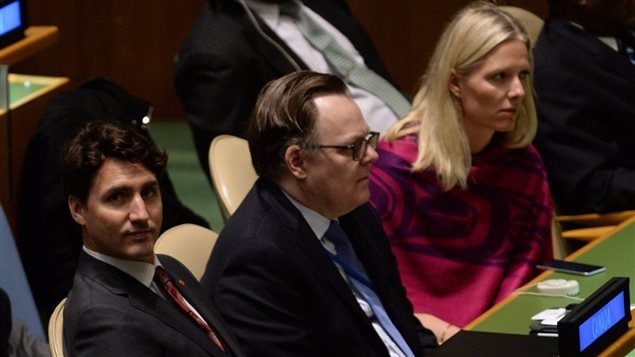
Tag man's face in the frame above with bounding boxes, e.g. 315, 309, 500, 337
300, 94, 378, 219
69, 158, 162, 264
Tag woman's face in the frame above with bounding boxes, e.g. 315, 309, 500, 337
449, 39, 530, 150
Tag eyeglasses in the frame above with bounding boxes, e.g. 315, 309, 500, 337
313, 131, 380, 161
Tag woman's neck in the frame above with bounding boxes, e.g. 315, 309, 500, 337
464, 123, 494, 154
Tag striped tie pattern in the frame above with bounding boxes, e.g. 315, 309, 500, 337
281, 1, 411, 118
154, 266, 226, 352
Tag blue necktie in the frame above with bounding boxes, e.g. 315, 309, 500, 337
325, 221, 414, 357
281, 1, 411, 118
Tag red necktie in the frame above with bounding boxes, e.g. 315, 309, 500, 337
154, 266, 226, 352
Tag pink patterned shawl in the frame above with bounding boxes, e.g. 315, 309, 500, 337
369, 136, 553, 327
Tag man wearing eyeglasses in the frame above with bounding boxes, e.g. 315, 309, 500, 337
201, 71, 437, 356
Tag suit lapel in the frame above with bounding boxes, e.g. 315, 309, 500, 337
260, 182, 384, 332
339, 211, 399, 320
294, 222, 365, 311
81, 253, 224, 356
160, 256, 243, 356
599, 45, 635, 83
548, 18, 635, 84
339, 207, 423, 352
240, 9, 309, 74
128, 287, 224, 356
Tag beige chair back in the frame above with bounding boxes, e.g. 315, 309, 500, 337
154, 224, 219, 280
499, 6, 544, 47
48, 297, 66, 357
208, 135, 258, 221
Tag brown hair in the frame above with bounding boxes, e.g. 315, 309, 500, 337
248, 71, 348, 181
62, 120, 167, 203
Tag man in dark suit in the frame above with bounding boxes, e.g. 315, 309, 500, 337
201, 72, 445, 356
61, 121, 242, 356
174, 0, 405, 178
533, 0, 635, 214
17, 78, 208, 318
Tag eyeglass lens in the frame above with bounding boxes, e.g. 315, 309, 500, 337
354, 133, 379, 160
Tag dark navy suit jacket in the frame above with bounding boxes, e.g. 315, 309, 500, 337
201, 179, 436, 356
533, 17, 635, 214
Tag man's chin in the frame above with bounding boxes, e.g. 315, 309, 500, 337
123, 246, 156, 263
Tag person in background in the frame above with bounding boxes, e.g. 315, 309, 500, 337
61, 121, 242, 356
202, 71, 453, 356
369, 1, 553, 328
175, 0, 408, 178
533, 0, 635, 215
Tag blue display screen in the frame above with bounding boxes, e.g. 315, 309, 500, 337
0, 0, 22, 36
578, 291, 626, 351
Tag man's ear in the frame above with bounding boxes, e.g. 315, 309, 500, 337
449, 69, 462, 98
68, 196, 86, 226
284, 144, 308, 180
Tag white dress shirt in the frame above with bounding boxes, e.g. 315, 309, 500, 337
245, 0, 401, 133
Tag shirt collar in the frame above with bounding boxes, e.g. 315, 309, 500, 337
83, 246, 159, 288
245, 0, 281, 27
567, 20, 619, 52
282, 191, 331, 241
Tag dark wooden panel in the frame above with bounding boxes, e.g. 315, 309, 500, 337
12, 0, 548, 119
346, 0, 549, 97
13, 0, 206, 119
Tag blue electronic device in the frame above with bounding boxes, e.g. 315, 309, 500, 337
558, 277, 631, 357
0, 0, 26, 48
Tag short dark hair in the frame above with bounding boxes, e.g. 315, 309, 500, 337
247, 71, 348, 181
62, 120, 167, 203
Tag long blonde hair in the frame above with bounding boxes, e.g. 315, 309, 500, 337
384, 1, 537, 191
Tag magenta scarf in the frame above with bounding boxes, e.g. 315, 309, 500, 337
369, 136, 553, 327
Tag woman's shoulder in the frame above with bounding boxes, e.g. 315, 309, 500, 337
374, 135, 419, 168
377, 134, 418, 154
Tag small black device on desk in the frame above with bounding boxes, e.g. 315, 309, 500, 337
558, 277, 631, 357
537, 259, 606, 276
428, 330, 559, 356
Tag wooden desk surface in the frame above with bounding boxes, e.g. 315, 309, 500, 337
0, 26, 59, 65
3, 73, 68, 109
466, 216, 635, 356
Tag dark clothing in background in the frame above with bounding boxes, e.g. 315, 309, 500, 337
533, 17, 635, 214
174, 0, 395, 176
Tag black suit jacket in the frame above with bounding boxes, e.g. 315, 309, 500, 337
533, 17, 635, 214
174, 0, 395, 176
64, 252, 243, 356
201, 179, 436, 356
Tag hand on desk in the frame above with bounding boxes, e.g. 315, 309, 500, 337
415, 312, 461, 345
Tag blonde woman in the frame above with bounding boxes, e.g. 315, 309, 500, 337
369, 1, 553, 328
